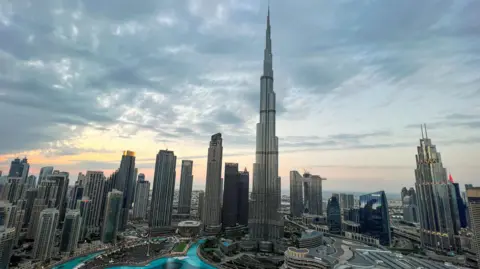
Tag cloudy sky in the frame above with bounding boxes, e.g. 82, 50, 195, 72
0, 0, 479, 193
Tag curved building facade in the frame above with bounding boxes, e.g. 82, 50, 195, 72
282, 247, 331, 269
359, 191, 391, 246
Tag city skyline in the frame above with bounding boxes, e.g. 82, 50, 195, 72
0, 0, 479, 193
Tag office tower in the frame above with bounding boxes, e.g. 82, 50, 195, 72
60, 210, 82, 254
0, 225, 15, 269
222, 163, 239, 228
466, 187, 480, 268
68, 183, 84, 209
290, 171, 304, 217
83, 171, 105, 235
32, 208, 59, 261
133, 177, 150, 220
327, 196, 341, 235
415, 125, 460, 251
38, 166, 54, 186
178, 160, 194, 215
452, 183, 468, 228
76, 198, 92, 240
132, 168, 138, 209
47, 171, 70, 223
8, 157, 29, 183
26, 180, 58, 239
150, 150, 176, 228
332, 193, 340, 200
26, 175, 36, 187
138, 173, 145, 182
339, 193, 348, 210
401, 187, 408, 201
198, 191, 204, 220
307, 175, 324, 215
249, 10, 285, 243
238, 168, 250, 226
359, 191, 391, 246
113, 151, 136, 231
102, 190, 123, 244
203, 133, 223, 233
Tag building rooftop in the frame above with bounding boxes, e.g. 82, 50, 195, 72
301, 229, 322, 239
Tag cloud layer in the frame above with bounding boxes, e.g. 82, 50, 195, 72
0, 0, 479, 192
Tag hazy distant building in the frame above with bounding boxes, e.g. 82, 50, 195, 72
289, 171, 325, 216
114, 151, 136, 231
150, 150, 176, 228
83, 171, 105, 235
133, 177, 150, 220
327, 196, 341, 235
401, 187, 418, 223
33, 208, 59, 261
466, 187, 480, 268
178, 160, 194, 215
38, 166, 54, 186
415, 125, 460, 251
222, 163, 239, 228
203, 133, 223, 233
60, 210, 82, 254
102, 190, 123, 244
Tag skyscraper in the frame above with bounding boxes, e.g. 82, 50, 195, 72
222, 163, 239, 228
248, 6, 283, 244
415, 125, 460, 251
452, 182, 468, 228
47, 171, 70, 224
238, 168, 250, 226
359, 191, 391, 246
203, 133, 223, 233
68, 182, 84, 209
198, 191, 204, 220
178, 160, 194, 215
33, 208, 59, 261
76, 198, 92, 240
466, 187, 480, 268
115, 151, 136, 231
38, 166, 54, 186
8, 157, 29, 183
289, 171, 325, 216
101, 190, 123, 244
83, 171, 105, 235
0, 226, 15, 269
60, 210, 82, 254
327, 196, 341, 235
290, 171, 304, 217
150, 150, 176, 229
133, 177, 150, 220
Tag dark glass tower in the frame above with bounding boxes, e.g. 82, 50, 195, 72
453, 183, 467, 228
359, 191, 391, 246
115, 151, 136, 231
178, 160, 194, 214
222, 163, 239, 228
238, 168, 249, 226
327, 196, 341, 235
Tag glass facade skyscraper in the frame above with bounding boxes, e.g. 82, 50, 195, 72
327, 196, 341, 235
359, 191, 391, 246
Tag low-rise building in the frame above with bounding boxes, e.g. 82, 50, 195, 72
282, 247, 332, 269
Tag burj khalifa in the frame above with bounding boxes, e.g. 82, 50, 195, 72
248, 6, 284, 247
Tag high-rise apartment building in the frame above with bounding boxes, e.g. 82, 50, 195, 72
248, 7, 284, 246
133, 177, 150, 220
32, 208, 59, 261
83, 171, 105, 235
76, 198, 92, 240
68, 182, 84, 209
114, 151, 136, 231
222, 163, 239, 228
150, 150, 176, 229
203, 134, 223, 233
60, 210, 82, 254
47, 171, 70, 224
102, 190, 123, 244
290, 171, 304, 217
466, 187, 480, 268
8, 157, 29, 183
0, 226, 15, 269
415, 125, 460, 251
178, 160, 194, 215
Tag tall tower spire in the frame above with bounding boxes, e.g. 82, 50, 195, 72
263, 2, 273, 78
